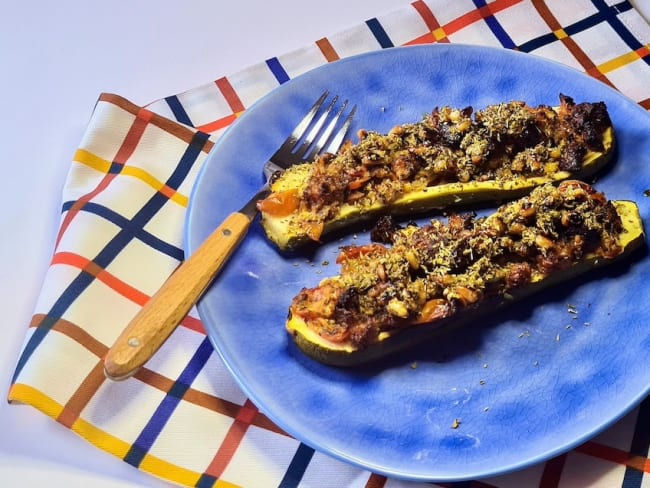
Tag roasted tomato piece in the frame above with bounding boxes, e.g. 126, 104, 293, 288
256, 189, 299, 217
336, 243, 388, 264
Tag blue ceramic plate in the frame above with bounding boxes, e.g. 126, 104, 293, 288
186, 45, 650, 482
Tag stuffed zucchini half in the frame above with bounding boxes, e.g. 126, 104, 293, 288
286, 181, 644, 367
258, 94, 615, 251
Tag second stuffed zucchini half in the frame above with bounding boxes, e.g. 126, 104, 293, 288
286, 180, 644, 366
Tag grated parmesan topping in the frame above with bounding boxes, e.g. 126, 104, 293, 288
290, 180, 623, 347
264, 94, 612, 234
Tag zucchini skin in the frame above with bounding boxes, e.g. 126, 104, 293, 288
261, 121, 615, 252
286, 200, 644, 367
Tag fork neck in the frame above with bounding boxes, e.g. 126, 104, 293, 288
239, 186, 271, 220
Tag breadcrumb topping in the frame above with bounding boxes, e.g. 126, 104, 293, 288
290, 181, 623, 347
261, 95, 612, 240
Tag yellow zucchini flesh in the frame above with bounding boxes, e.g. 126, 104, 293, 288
286, 183, 644, 367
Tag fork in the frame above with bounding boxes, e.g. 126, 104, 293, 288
103, 91, 356, 381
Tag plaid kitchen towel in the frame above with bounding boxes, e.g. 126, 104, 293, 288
8, 1, 650, 487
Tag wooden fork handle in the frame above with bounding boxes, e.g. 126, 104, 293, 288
104, 212, 252, 381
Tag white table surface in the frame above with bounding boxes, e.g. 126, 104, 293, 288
1, 2, 648, 487
0, 2, 405, 486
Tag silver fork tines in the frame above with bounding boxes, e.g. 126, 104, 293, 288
270, 91, 357, 169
